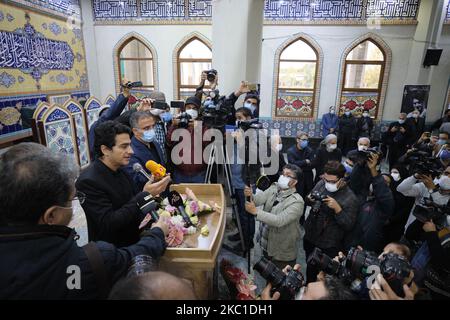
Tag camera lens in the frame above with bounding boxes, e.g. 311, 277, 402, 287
127, 255, 158, 277
307, 248, 340, 275
253, 257, 285, 288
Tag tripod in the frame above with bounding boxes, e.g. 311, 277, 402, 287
204, 141, 248, 259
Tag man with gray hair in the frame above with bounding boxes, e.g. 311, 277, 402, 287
0, 143, 169, 299
124, 111, 167, 191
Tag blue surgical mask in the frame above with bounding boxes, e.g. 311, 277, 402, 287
244, 102, 256, 114
438, 139, 447, 146
204, 100, 214, 108
299, 140, 308, 149
440, 149, 450, 161
345, 111, 351, 116
161, 112, 173, 122
142, 129, 155, 143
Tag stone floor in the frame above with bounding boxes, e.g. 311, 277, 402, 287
69, 198, 308, 299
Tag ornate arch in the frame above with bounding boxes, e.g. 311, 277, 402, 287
336, 32, 392, 120
272, 33, 324, 120
172, 32, 212, 100
113, 32, 159, 94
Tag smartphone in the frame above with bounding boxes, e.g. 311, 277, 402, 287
170, 100, 185, 109
153, 100, 168, 110
247, 83, 258, 91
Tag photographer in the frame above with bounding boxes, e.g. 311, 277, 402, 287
344, 153, 395, 253
244, 164, 304, 269
0, 143, 168, 299
287, 132, 314, 200
261, 264, 354, 300
124, 112, 166, 191
76, 121, 171, 247
397, 165, 450, 238
304, 161, 358, 282
166, 96, 208, 183
221, 81, 259, 123
195, 70, 218, 101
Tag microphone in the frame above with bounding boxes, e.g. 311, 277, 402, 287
168, 190, 193, 227
145, 160, 166, 179
136, 193, 160, 228
133, 163, 152, 181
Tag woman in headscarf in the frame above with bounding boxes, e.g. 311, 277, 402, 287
311, 134, 342, 183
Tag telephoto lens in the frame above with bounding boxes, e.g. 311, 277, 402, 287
127, 255, 158, 278
253, 257, 305, 300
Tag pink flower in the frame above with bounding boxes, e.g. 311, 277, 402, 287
190, 201, 199, 214
165, 205, 177, 214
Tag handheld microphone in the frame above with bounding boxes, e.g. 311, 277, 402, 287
146, 160, 166, 179
168, 190, 193, 227
133, 163, 152, 181
136, 194, 160, 228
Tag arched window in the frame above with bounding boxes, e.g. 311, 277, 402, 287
177, 38, 212, 100
276, 38, 319, 118
340, 39, 385, 118
118, 37, 154, 90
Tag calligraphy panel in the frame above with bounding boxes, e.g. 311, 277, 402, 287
140, 0, 184, 18
92, 0, 138, 19
0, 3, 88, 95
366, 0, 420, 20
188, 0, 212, 18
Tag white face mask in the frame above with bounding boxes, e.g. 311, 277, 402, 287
327, 144, 337, 151
391, 172, 400, 182
363, 112, 369, 118
277, 175, 291, 190
439, 175, 450, 190
358, 145, 368, 151
150, 109, 164, 116
276, 144, 283, 151
434, 177, 441, 185
186, 109, 198, 120
325, 181, 339, 193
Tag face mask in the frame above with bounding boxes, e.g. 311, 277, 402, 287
244, 102, 256, 114
278, 175, 291, 190
345, 111, 351, 116
161, 112, 173, 122
412, 113, 419, 118
330, 109, 335, 114
438, 139, 447, 146
391, 172, 400, 182
150, 109, 164, 116
299, 140, 308, 149
327, 143, 337, 151
398, 119, 405, 124
325, 181, 339, 193
203, 99, 214, 108
358, 145, 368, 151
439, 176, 450, 190
186, 109, 198, 120
440, 149, 450, 161
434, 177, 441, 185
276, 144, 283, 151
363, 112, 369, 118
142, 129, 155, 143
343, 162, 353, 174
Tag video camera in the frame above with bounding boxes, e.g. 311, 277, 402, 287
121, 81, 143, 89
413, 198, 450, 229
254, 257, 305, 300
406, 150, 442, 178
200, 89, 232, 129
236, 118, 262, 131
307, 247, 412, 296
351, 147, 383, 166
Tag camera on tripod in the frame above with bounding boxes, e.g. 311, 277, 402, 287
307, 247, 412, 296
413, 198, 450, 229
253, 257, 305, 300
201, 89, 232, 129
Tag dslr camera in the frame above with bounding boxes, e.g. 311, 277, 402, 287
236, 118, 262, 131
177, 111, 192, 129
307, 247, 412, 296
121, 81, 143, 89
352, 148, 383, 165
254, 257, 305, 300
413, 198, 450, 229
309, 191, 328, 213
405, 150, 442, 178
201, 89, 231, 129
204, 69, 217, 82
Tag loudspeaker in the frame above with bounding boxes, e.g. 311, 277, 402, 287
423, 49, 443, 67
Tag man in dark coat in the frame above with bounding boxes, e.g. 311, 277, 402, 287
0, 143, 168, 299
338, 108, 357, 155
382, 113, 413, 167
287, 131, 314, 199
76, 121, 171, 247
355, 110, 374, 138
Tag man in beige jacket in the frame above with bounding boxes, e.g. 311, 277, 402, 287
245, 164, 304, 269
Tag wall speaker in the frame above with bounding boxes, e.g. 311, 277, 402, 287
423, 48, 443, 67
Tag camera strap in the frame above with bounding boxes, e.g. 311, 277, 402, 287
82, 242, 111, 299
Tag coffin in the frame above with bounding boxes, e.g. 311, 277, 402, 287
160, 184, 226, 299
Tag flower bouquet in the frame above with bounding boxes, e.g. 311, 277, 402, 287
220, 259, 258, 300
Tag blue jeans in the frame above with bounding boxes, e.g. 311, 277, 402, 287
173, 170, 206, 184
235, 188, 255, 246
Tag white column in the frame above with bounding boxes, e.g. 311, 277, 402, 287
211, 0, 264, 101
80, 0, 101, 98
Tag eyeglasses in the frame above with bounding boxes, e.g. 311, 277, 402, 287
73, 191, 86, 205
323, 177, 340, 184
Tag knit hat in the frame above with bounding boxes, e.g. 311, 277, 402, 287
185, 96, 201, 109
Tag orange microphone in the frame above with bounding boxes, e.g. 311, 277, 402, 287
145, 160, 166, 179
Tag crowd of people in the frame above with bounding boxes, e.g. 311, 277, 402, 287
1, 72, 450, 301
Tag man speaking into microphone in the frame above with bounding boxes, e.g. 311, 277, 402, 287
76, 121, 171, 247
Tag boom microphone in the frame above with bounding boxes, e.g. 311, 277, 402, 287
133, 163, 152, 181
146, 160, 166, 179
168, 190, 193, 227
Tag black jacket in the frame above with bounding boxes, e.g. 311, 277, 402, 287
344, 175, 395, 252
304, 180, 358, 250
338, 114, 356, 135
75, 159, 149, 247
0, 224, 166, 299
356, 116, 374, 138
311, 146, 342, 182
407, 117, 425, 142
287, 144, 314, 196
383, 121, 413, 147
